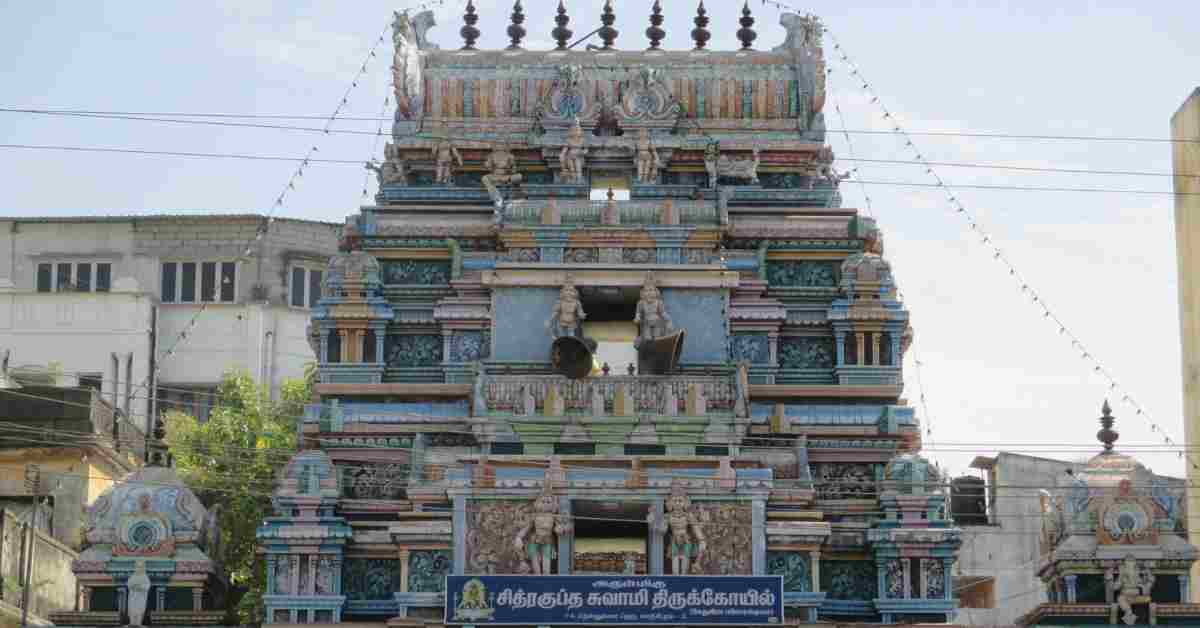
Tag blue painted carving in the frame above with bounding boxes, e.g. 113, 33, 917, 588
408, 550, 451, 593
343, 463, 408, 499
385, 334, 443, 367
342, 558, 401, 601
766, 261, 837, 287
662, 289, 728, 364
381, 260, 451, 285
523, 171, 554, 185
449, 330, 491, 362
923, 559, 945, 599
821, 560, 877, 601
767, 552, 811, 592
778, 337, 834, 369
730, 334, 769, 364
757, 172, 807, 189
492, 287, 559, 362
884, 559, 905, 599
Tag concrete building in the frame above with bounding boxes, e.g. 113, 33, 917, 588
954, 449, 1186, 625
0, 214, 341, 430
1173, 86, 1200, 598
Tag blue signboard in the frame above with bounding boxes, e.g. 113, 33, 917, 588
445, 575, 783, 625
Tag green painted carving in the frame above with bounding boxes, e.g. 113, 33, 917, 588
342, 558, 401, 601
381, 260, 451, 285
757, 172, 807, 189
821, 560, 877, 601
386, 334, 443, 367
408, 550, 452, 593
767, 551, 811, 592
778, 337, 834, 369
765, 260, 837, 287
448, 239, 463, 280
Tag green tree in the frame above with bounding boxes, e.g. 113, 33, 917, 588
166, 368, 310, 624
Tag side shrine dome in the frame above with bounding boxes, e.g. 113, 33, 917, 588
883, 452, 943, 494
83, 465, 217, 558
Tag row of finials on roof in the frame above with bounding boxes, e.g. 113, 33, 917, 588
447, 0, 773, 53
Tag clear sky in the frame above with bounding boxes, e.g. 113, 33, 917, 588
2, 0, 1198, 478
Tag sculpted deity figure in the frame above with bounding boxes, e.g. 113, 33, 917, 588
365, 142, 408, 187
392, 11, 423, 120
546, 277, 586, 339
775, 13, 823, 52
635, 128, 661, 183
432, 135, 463, 184
1109, 556, 1153, 626
513, 483, 571, 575
559, 117, 588, 183
482, 140, 524, 204
652, 482, 706, 575
633, 273, 672, 348
704, 141, 761, 188
127, 559, 151, 627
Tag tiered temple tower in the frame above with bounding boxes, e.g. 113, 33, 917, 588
264, 3, 959, 625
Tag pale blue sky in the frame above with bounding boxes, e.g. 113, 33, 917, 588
2, 0, 1199, 477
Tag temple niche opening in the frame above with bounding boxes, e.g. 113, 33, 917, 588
265, 2, 959, 627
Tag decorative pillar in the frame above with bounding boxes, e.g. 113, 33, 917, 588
319, 329, 330, 364
81, 586, 91, 612
192, 587, 203, 612
889, 332, 901, 367
399, 549, 411, 593
308, 554, 319, 595
332, 556, 344, 596
752, 499, 766, 575
1181, 574, 1191, 602
649, 499, 665, 575
453, 496, 467, 574
877, 563, 887, 600
290, 555, 301, 596
854, 332, 865, 366
558, 496, 573, 574
767, 332, 779, 367
943, 558, 954, 600
338, 330, 350, 363
375, 327, 386, 364
442, 330, 453, 364
811, 551, 821, 593
266, 555, 277, 595
1064, 574, 1078, 603
835, 331, 846, 366
871, 333, 881, 366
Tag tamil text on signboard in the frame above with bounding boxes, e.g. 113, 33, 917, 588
445, 575, 784, 625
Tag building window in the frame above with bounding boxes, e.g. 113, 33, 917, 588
161, 261, 237, 303
289, 265, 324, 309
35, 262, 113, 292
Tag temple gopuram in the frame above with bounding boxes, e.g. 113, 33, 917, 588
261, 2, 962, 626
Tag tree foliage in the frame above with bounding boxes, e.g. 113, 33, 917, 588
165, 369, 309, 623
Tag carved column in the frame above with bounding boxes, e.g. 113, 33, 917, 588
442, 330, 453, 364
374, 326, 386, 364
834, 331, 845, 367
266, 555, 277, 595
1180, 574, 1190, 602
1064, 574, 1078, 603
81, 586, 91, 612
558, 496, 573, 575
319, 329, 330, 364
752, 499, 766, 575
942, 558, 954, 600
308, 554, 319, 595
332, 556, 344, 596
870, 333, 881, 366
649, 499, 665, 575
399, 548, 411, 593
453, 496, 467, 574
810, 551, 820, 593
854, 332, 865, 366
338, 330, 351, 363
889, 332, 901, 367
192, 587, 203, 612
767, 331, 779, 367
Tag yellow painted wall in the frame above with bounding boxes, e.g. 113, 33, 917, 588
1172, 87, 1200, 600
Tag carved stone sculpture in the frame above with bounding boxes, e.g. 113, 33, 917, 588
513, 482, 571, 575
653, 482, 706, 575
482, 141, 523, 204
432, 136, 463, 184
546, 277, 586, 339
559, 117, 588, 183
366, 142, 408, 187
633, 273, 672, 349
126, 559, 151, 627
392, 11, 423, 120
704, 142, 760, 188
635, 128, 661, 183
1109, 556, 1153, 626
775, 13, 823, 52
